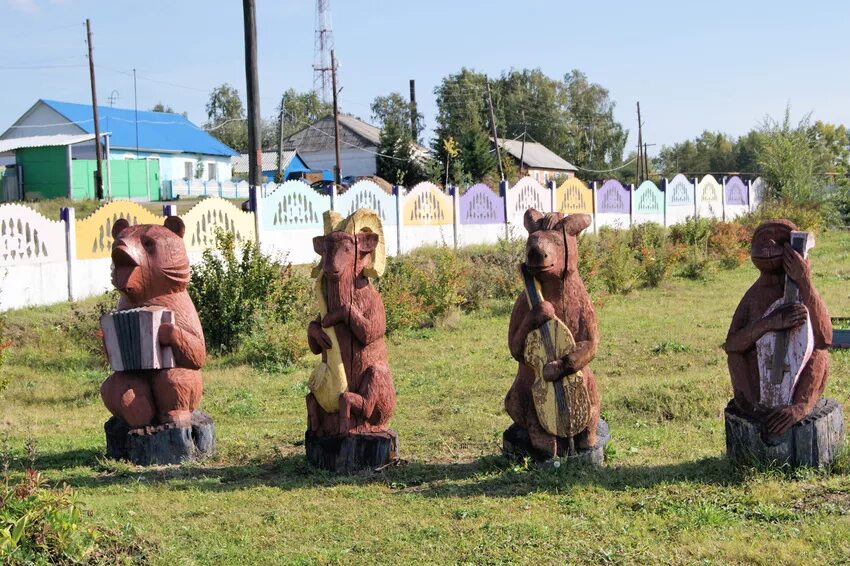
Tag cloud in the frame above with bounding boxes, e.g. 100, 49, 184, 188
7, 0, 41, 14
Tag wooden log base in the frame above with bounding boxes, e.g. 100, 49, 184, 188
305, 429, 399, 474
105, 410, 215, 466
725, 398, 844, 469
502, 419, 610, 466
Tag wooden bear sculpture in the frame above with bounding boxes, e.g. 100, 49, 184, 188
725, 220, 832, 436
504, 209, 605, 462
100, 217, 213, 465
305, 210, 397, 472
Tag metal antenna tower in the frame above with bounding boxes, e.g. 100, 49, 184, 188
313, 0, 334, 104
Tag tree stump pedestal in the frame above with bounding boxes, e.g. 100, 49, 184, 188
725, 399, 844, 468
105, 410, 215, 466
502, 419, 610, 466
305, 430, 399, 473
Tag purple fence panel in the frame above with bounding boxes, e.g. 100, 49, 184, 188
724, 176, 749, 206
596, 179, 630, 214
459, 183, 505, 224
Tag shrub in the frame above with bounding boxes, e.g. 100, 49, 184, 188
740, 198, 831, 232
65, 290, 117, 366
233, 316, 308, 373
636, 242, 678, 288
189, 230, 310, 354
708, 222, 752, 269
629, 222, 666, 255
668, 216, 714, 247
457, 237, 524, 308
597, 228, 639, 294
378, 256, 429, 334
578, 234, 605, 297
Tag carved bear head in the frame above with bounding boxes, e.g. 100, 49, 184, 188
751, 219, 797, 273
523, 209, 592, 280
110, 217, 190, 304
313, 230, 380, 282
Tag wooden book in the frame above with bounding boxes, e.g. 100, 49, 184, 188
100, 307, 176, 371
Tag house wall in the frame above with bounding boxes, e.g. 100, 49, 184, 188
298, 148, 377, 178
72, 159, 159, 201
1, 104, 84, 140
525, 167, 575, 184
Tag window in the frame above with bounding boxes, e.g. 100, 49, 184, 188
184, 161, 193, 180
208, 162, 217, 181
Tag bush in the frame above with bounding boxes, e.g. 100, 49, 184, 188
740, 198, 831, 232
597, 228, 639, 294
708, 222, 752, 269
189, 230, 311, 354
457, 237, 524, 308
233, 315, 308, 373
65, 291, 117, 367
1, 442, 152, 564
629, 222, 666, 254
378, 256, 429, 334
668, 216, 714, 247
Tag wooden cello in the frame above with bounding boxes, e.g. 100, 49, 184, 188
521, 263, 591, 449
756, 231, 815, 409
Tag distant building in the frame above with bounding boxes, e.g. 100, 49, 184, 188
281, 114, 428, 179
493, 137, 577, 184
231, 150, 312, 182
1, 99, 238, 198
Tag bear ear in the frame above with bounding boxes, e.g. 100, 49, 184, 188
313, 236, 326, 256
112, 218, 130, 239
523, 209, 544, 234
356, 231, 379, 254
562, 213, 592, 236
163, 216, 185, 238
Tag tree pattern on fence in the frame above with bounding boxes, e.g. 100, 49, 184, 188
632, 180, 664, 215
262, 180, 330, 230
556, 178, 593, 214
725, 176, 749, 206
697, 175, 723, 218
336, 180, 397, 224
507, 177, 549, 223
403, 182, 453, 225
180, 197, 256, 253
597, 179, 630, 214
666, 174, 695, 207
0, 204, 65, 265
76, 201, 164, 260
459, 183, 504, 224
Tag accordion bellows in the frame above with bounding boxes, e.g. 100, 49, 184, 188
100, 307, 176, 371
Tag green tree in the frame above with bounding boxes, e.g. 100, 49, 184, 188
757, 106, 823, 202
278, 89, 332, 138
376, 119, 424, 186
205, 83, 247, 153
371, 92, 423, 141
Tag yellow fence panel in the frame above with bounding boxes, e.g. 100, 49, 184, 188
402, 182, 453, 226
75, 201, 164, 259
555, 177, 593, 215
180, 196, 256, 253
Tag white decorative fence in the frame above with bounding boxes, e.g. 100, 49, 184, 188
0, 174, 765, 311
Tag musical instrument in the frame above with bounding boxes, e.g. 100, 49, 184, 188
100, 307, 175, 371
521, 264, 591, 443
308, 209, 386, 413
756, 231, 815, 408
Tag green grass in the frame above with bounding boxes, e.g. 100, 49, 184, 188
2, 232, 850, 564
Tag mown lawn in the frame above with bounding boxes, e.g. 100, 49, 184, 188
2, 231, 850, 565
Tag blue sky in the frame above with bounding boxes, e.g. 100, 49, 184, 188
3, 0, 849, 160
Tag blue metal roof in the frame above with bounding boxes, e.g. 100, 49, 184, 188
41, 99, 238, 157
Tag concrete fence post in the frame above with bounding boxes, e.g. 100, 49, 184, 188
449, 185, 460, 249
591, 181, 598, 234
499, 179, 509, 240
393, 185, 403, 255
628, 183, 635, 227
60, 207, 76, 302
661, 178, 668, 228
162, 204, 177, 217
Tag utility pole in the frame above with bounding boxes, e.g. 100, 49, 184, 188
409, 79, 417, 142
643, 142, 650, 181
331, 49, 342, 185
243, 0, 262, 189
485, 78, 504, 180
636, 101, 644, 183
85, 18, 104, 200
519, 110, 527, 176
133, 68, 140, 159
276, 93, 285, 183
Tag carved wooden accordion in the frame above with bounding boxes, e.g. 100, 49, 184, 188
100, 307, 176, 371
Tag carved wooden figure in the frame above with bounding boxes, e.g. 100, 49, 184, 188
504, 209, 607, 462
725, 220, 833, 437
99, 217, 213, 465
305, 210, 397, 472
